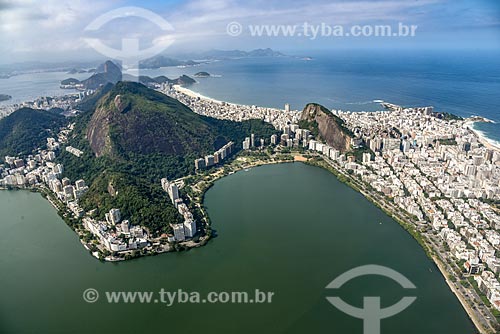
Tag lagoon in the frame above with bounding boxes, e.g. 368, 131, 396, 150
0, 163, 475, 333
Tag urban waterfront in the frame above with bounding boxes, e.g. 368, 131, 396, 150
0, 163, 475, 333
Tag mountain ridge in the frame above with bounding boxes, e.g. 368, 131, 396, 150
56, 81, 277, 235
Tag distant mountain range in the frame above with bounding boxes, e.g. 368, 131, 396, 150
139, 56, 199, 69
61, 60, 196, 89
138, 48, 285, 68
0, 61, 101, 79
0, 94, 12, 102
0, 49, 286, 78
67, 68, 93, 74
178, 48, 286, 60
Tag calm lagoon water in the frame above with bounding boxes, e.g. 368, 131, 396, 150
0, 163, 476, 333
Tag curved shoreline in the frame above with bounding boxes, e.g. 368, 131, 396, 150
465, 120, 500, 151
303, 156, 486, 333
1, 149, 488, 332
174, 85, 225, 105
177, 84, 500, 150
201, 155, 484, 333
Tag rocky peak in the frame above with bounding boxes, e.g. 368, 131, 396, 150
299, 103, 352, 152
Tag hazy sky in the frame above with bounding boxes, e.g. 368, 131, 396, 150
0, 0, 499, 64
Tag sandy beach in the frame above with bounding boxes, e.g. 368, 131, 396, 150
173, 85, 226, 105
464, 120, 500, 152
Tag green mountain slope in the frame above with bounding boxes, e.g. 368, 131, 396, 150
59, 82, 277, 235
0, 108, 66, 158
78, 82, 276, 173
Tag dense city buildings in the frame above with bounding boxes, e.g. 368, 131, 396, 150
161, 178, 197, 241
2, 84, 500, 331
161, 85, 300, 129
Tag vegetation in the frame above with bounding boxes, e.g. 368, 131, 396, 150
57, 82, 278, 235
80, 172, 182, 235
0, 107, 67, 158
433, 112, 464, 121
298, 119, 319, 138
436, 138, 458, 146
85, 82, 277, 166
348, 145, 374, 163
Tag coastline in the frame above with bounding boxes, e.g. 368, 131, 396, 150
0, 154, 487, 332
1, 81, 496, 330
171, 84, 299, 113
173, 85, 226, 105
198, 153, 487, 332
175, 84, 500, 152
465, 119, 500, 152
1, 185, 194, 261
432, 253, 487, 334
304, 156, 486, 333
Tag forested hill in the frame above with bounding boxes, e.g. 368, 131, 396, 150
0, 108, 66, 159
57, 81, 277, 235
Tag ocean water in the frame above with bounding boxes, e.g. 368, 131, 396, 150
139, 49, 500, 145
0, 71, 89, 106
1, 50, 499, 143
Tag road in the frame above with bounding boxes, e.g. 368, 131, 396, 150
320, 154, 495, 334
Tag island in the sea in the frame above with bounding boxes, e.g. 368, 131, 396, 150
61, 61, 196, 90
0, 94, 12, 102
194, 71, 211, 78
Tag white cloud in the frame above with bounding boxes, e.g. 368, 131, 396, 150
0, 0, 498, 62
0, 0, 118, 57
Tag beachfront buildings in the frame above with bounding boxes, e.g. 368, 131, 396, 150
310, 104, 500, 311
161, 85, 301, 129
